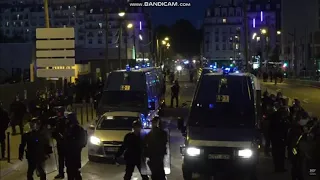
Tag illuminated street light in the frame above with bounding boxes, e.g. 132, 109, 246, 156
139, 34, 143, 40
277, 30, 281, 35
261, 29, 267, 34
162, 40, 166, 45
118, 12, 125, 17
127, 23, 133, 28
166, 43, 170, 47
164, 37, 169, 41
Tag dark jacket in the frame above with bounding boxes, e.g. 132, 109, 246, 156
144, 127, 168, 158
19, 130, 51, 162
0, 108, 10, 140
116, 132, 143, 161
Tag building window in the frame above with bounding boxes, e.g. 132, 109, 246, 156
266, 4, 270, 10
216, 44, 219, 50
256, 5, 260, 10
276, 4, 280, 9
222, 36, 226, 42
98, 39, 102, 44
222, 44, 226, 50
206, 43, 209, 52
223, 18, 226, 23
215, 28, 219, 33
229, 44, 233, 50
88, 39, 92, 44
215, 36, 219, 42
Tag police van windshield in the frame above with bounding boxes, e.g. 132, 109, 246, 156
101, 91, 145, 108
97, 116, 137, 130
189, 75, 255, 128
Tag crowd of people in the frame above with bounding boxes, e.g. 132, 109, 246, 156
0, 91, 88, 180
261, 91, 320, 180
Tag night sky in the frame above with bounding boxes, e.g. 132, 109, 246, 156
147, 0, 213, 28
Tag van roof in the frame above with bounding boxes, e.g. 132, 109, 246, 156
114, 67, 160, 73
203, 72, 261, 90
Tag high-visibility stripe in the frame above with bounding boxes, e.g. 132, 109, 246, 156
188, 140, 252, 148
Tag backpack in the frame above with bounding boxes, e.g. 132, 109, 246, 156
79, 126, 88, 148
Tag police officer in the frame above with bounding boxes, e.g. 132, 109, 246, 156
115, 120, 149, 180
0, 101, 10, 159
64, 113, 86, 180
170, 80, 180, 108
144, 117, 168, 180
52, 106, 67, 179
19, 117, 52, 180
269, 107, 289, 172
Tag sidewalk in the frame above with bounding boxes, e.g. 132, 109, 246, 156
0, 104, 96, 178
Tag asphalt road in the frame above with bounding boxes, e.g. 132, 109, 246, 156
260, 80, 320, 117
1, 74, 318, 180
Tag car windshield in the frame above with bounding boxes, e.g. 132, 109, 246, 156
189, 75, 256, 128
96, 116, 138, 130
100, 91, 145, 108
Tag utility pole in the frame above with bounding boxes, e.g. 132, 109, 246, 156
293, 28, 298, 77
243, 0, 249, 71
118, 20, 123, 69
133, 29, 137, 65
105, 8, 109, 77
44, 0, 49, 28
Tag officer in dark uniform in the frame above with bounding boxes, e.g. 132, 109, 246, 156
52, 106, 67, 179
115, 120, 149, 180
144, 117, 168, 180
64, 113, 85, 180
269, 107, 289, 172
0, 101, 10, 159
170, 80, 180, 108
19, 117, 52, 180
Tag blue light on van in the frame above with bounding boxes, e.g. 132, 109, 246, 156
235, 70, 239, 73
135, 65, 140, 69
209, 65, 213, 68
213, 65, 217, 69
126, 65, 130, 71
209, 104, 214, 108
146, 63, 150, 67
141, 64, 146, 68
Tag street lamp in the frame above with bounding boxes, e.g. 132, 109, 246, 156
127, 23, 133, 29
118, 12, 125, 17
277, 30, 281, 35
164, 37, 169, 41
139, 34, 143, 40
162, 40, 166, 45
261, 29, 267, 34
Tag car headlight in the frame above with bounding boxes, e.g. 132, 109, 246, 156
238, 149, 253, 158
186, 147, 200, 156
90, 136, 101, 145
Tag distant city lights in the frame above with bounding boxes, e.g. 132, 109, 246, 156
139, 21, 142, 30
260, 11, 263, 21
253, 18, 256, 28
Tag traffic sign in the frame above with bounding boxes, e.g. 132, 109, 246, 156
36, 28, 75, 78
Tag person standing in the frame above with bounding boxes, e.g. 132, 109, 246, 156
0, 101, 10, 159
170, 80, 180, 108
64, 113, 87, 180
144, 117, 168, 180
10, 95, 26, 135
115, 120, 149, 180
19, 117, 52, 180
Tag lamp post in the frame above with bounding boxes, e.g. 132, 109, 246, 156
118, 12, 125, 69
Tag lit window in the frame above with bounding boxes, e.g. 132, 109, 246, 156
90, 9, 93, 13
223, 19, 226, 23
99, 23, 102, 28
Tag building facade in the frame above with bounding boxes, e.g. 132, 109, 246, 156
203, 0, 281, 68
0, 0, 152, 63
203, 5, 243, 66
